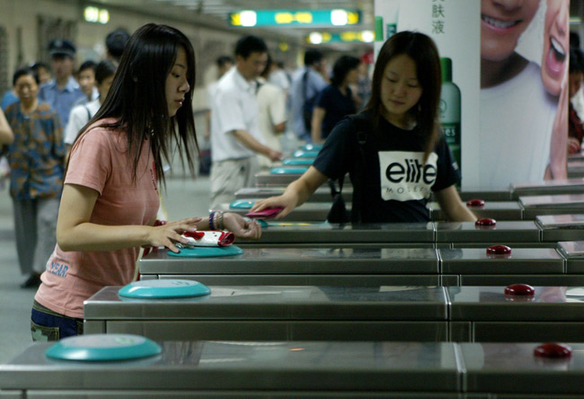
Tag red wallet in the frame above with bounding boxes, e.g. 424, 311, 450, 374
245, 207, 284, 218
181, 230, 235, 247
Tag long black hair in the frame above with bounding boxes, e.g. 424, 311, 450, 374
74, 23, 198, 186
364, 31, 441, 161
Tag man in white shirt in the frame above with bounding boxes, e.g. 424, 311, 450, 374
210, 35, 283, 208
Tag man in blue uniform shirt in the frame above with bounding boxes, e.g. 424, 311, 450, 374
38, 39, 84, 129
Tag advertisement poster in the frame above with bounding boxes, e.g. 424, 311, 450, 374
374, 0, 569, 189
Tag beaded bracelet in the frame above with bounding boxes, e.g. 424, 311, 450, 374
209, 211, 216, 230
217, 211, 224, 230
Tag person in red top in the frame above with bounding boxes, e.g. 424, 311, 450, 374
31, 23, 261, 341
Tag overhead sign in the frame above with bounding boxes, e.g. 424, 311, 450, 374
229, 9, 361, 27
307, 31, 375, 44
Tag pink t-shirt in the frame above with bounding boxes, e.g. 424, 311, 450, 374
35, 120, 160, 318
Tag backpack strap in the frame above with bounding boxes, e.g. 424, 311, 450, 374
349, 115, 369, 224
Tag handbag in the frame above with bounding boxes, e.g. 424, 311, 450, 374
326, 179, 350, 224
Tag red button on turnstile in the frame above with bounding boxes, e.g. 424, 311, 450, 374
534, 343, 572, 359
504, 283, 535, 296
487, 245, 512, 256
466, 199, 485, 207
475, 218, 496, 227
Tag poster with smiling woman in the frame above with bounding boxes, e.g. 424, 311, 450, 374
374, 0, 569, 190
479, 0, 569, 189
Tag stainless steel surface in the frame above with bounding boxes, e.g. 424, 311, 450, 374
139, 246, 440, 287
140, 247, 440, 275
0, 341, 460, 394
239, 222, 436, 245
150, 274, 442, 287
449, 286, 584, 342
235, 186, 353, 202
461, 342, 584, 395
558, 241, 584, 273
255, 172, 351, 187
435, 221, 541, 244
511, 178, 584, 198
215, 201, 339, 221
428, 201, 523, 221
440, 248, 564, 274
536, 214, 584, 242
84, 286, 449, 341
455, 188, 513, 201
85, 285, 448, 320
520, 194, 584, 218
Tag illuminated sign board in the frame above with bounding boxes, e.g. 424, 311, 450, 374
229, 9, 361, 27
307, 31, 375, 44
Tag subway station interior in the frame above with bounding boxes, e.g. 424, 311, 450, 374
3, 0, 584, 397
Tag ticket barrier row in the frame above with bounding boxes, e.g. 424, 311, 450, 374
2, 340, 584, 398
140, 243, 584, 287
224, 194, 584, 222
83, 285, 584, 345
255, 171, 584, 199
226, 217, 584, 248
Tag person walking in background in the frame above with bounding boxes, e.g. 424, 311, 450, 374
72, 60, 98, 106
2, 62, 52, 111
209, 35, 283, 208
257, 55, 287, 169
311, 55, 361, 144
31, 62, 52, 85
105, 28, 131, 63
205, 55, 234, 139
4, 67, 65, 289
251, 31, 476, 224
64, 59, 118, 154
289, 49, 328, 142
31, 23, 261, 341
38, 39, 84, 129
200, 55, 233, 176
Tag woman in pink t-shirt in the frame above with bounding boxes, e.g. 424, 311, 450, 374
31, 23, 261, 341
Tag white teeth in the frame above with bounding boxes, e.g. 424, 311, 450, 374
482, 15, 517, 29
551, 36, 566, 57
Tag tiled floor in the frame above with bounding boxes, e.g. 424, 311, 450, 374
0, 175, 211, 363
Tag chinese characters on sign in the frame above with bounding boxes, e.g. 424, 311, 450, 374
432, 0, 446, 34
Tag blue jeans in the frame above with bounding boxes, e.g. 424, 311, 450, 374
31, 300, 83, 341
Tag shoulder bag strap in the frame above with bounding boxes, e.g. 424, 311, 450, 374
350, 116, 369, 224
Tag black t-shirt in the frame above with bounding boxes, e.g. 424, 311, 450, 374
316, 84, 357, 140
313, 112, 460, 223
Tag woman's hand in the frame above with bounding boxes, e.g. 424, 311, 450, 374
568, 137, 581, 155
148, 217, 202, 253
223, 212, 262, 239
250, 194, 297, 219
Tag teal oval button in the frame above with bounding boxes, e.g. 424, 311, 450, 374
293, 150, 318, 158
46, 334, 162, 362
230, 199, 254, 209
282, 158, 313, 166
118, 279, 211, 299
270, 167, 308, 174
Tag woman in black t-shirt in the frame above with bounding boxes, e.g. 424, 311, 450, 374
311, 55, 360, 144
251, 31, 476, 224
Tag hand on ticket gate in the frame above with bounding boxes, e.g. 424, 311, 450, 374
250, 192, 297, 220
221, 212, 261, 239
